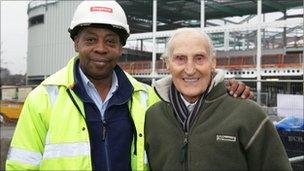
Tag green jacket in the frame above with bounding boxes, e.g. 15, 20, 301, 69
145, 75, 292, 171
6, 56, 159, 170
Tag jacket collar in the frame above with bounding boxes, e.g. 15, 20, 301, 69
109, 65, 133, 105
154, 69, 225, 103
41, 56, 77, 88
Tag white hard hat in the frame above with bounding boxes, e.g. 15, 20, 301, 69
69, 0, 129, 45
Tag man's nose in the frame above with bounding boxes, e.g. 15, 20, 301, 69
184, 60, 196, 75
94, 40, 108, 54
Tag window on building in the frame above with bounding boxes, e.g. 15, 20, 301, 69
29, 14, 44, 27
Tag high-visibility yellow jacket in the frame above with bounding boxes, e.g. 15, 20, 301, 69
6, 57, 159, 170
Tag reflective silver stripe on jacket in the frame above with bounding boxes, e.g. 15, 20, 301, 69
43, 142, 90, 159
44, 85, 58, 145
139, 91, 148, 107
45, 85, 59, 106
7, 147, 42, 166
139, 83, 149, 165
140, 83, 149, 107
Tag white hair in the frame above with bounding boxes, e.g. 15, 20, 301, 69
161, 27, 215, 60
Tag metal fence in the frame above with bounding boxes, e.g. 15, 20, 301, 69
238, 79, 303, 109
238, 79, 304, 170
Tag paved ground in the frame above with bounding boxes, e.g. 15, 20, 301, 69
0, 125, 15, 139
0, 123, 16, 171
0, 119, 302, 170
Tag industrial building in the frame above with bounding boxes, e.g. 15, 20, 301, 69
27, 0, 303, 82
25, 0, 304, 107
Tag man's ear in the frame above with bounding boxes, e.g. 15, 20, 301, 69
160, 54, 169, 70
211, 56, 217, 69
74, 36, 80, 52
165, 58, 170, 70
118, 45, 123, 55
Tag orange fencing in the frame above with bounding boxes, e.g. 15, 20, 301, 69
118, 53, 303, 74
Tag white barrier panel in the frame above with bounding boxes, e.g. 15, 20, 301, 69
277, 94, 304, 118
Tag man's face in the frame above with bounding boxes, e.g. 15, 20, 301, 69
166, 32, 216, 103
74, 27, 122, 81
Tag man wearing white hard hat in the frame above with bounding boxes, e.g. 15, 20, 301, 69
6, 1, 251, 170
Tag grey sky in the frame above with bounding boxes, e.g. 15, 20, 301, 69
1, 1, 28, 75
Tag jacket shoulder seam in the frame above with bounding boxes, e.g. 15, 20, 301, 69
245, 116, 269, 150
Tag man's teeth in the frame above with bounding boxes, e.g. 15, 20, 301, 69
184, 78, 198, 82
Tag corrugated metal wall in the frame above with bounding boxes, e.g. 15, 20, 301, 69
27, 1, 81, 77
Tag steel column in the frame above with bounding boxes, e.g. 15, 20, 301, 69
257, 0, 262, 105
200, 0, 205, 29
151, 0, 157, 84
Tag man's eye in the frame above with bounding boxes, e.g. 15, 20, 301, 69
86, 38, 96, 43
195, 55, 205, 64
105, 38, 118, 45
173, 55, 187, 64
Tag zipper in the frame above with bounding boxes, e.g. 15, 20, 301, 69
185, 133, 189, 171
66, 88, 94, 170
180, 132, 189, 167
102, 121, 110, 170
102, 120, 107, 141
66, 89, 111, 170
101, 118, 110, 171
167, 103, 190, 170
100, 92, 133, 170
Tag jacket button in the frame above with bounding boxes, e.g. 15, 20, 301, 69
139, 133, 143, 137
82, 127, 86, 131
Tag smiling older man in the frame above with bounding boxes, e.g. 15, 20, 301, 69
144, 28, 292, 171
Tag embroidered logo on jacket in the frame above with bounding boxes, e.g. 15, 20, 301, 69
216, 135, 237, 142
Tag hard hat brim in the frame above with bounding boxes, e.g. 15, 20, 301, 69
68, 24, 129, 46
